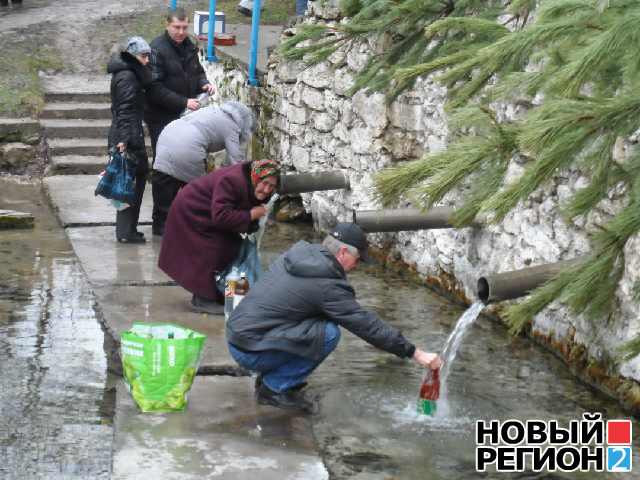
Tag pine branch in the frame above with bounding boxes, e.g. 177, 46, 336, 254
501, 260, 585, 334
562, 149, 624, 221
558, 11, 640, 97
374, 155, 449, 208
618, 335, 640, 362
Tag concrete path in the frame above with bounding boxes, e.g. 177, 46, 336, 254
34, 17, 328, 477
44, 174, 328, 478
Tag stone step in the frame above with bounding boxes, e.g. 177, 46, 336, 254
46, 155, 108, 176
41, 118, 112, 139
48, 138, 107, 156
0, 210, 35, 229
48, 138, 152, 157
41, 102, 112, 120
41, 75, 110, 103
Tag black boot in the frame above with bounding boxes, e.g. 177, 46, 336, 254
189, 295, 224, 315
256, 381, 313, 411
117, 235, 146, 244
255, 374, 307, 392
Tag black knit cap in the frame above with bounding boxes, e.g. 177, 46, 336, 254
329, 222, 372, 264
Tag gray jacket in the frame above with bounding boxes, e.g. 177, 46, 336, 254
226, 240, 417, 361
152, 103, 246, 183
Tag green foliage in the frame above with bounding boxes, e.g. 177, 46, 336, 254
279, 0, 640, 359
341, 0, 363, 17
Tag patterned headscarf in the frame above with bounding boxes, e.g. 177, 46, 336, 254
250, 159, 280, 188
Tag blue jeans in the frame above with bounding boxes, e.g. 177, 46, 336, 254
228, 322, 340, 392
296, 0, 307, 15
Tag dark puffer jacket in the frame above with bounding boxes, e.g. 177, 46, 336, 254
226, 240, 417, 361
144, 31, 209, 126
107, 52, 150, 173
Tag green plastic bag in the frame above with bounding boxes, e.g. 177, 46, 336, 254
121, 323, 206, 412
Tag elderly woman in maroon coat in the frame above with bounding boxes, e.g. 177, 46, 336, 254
158, 160, 280, 314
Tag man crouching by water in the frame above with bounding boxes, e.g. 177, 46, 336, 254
226, 222, 442, 411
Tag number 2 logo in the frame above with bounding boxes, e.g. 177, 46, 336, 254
607, 446, 632, 472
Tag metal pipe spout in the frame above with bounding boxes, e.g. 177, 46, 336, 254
354, 207, 458, 232
277, 171, 350, 195
477, 258, 581, 304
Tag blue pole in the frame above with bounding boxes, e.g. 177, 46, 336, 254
170, 0, 177, 9
248, 0, 261, 86
206, 0, 217, 61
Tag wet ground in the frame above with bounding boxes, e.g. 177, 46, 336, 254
2, 180, 640, 478
2, 2, 640, 476
0, 179, 114, 478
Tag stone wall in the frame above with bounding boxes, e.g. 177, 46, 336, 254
200, 1, 640, 409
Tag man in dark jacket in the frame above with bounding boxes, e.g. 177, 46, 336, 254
144, 7, 214, 166
226, 222, 442, 411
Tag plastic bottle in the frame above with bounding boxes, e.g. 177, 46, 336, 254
180, 92, 210, 117
168, 331, 174, 339
417, 368, 440, 416
233, 272, 249, 308
224, 267, 240, 319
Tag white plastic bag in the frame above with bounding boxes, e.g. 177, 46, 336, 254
238, 0, 266, 12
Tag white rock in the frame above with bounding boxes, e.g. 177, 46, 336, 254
291, 144, 310, 172
353, 91, 387, 130
287, 105, 310, 124
301, 86, 326, 111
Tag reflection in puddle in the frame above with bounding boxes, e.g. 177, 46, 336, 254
0, 180, 113, 479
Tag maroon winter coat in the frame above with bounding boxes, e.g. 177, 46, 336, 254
158, 162, 262, 299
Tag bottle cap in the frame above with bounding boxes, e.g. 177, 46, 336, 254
240, 272, 246, 277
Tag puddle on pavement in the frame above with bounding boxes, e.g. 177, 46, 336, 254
0, 179, 113, 478
260, 221, 640, 480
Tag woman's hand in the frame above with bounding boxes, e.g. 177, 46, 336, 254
250, 204, 268, 220
412, 348, 442, 370
117, 142, 127, 153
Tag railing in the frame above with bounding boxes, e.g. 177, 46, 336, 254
205, 0, 218, 62
171, 0, 261, 85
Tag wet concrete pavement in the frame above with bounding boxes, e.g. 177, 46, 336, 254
0, 179, 113, 478
10, 174, 640, 480
42, 175, 329, 478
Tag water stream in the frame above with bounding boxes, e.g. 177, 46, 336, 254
260, 222, 640, 479
435, 300, 486, 419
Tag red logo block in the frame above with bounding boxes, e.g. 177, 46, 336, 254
607, 420, 632, 445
